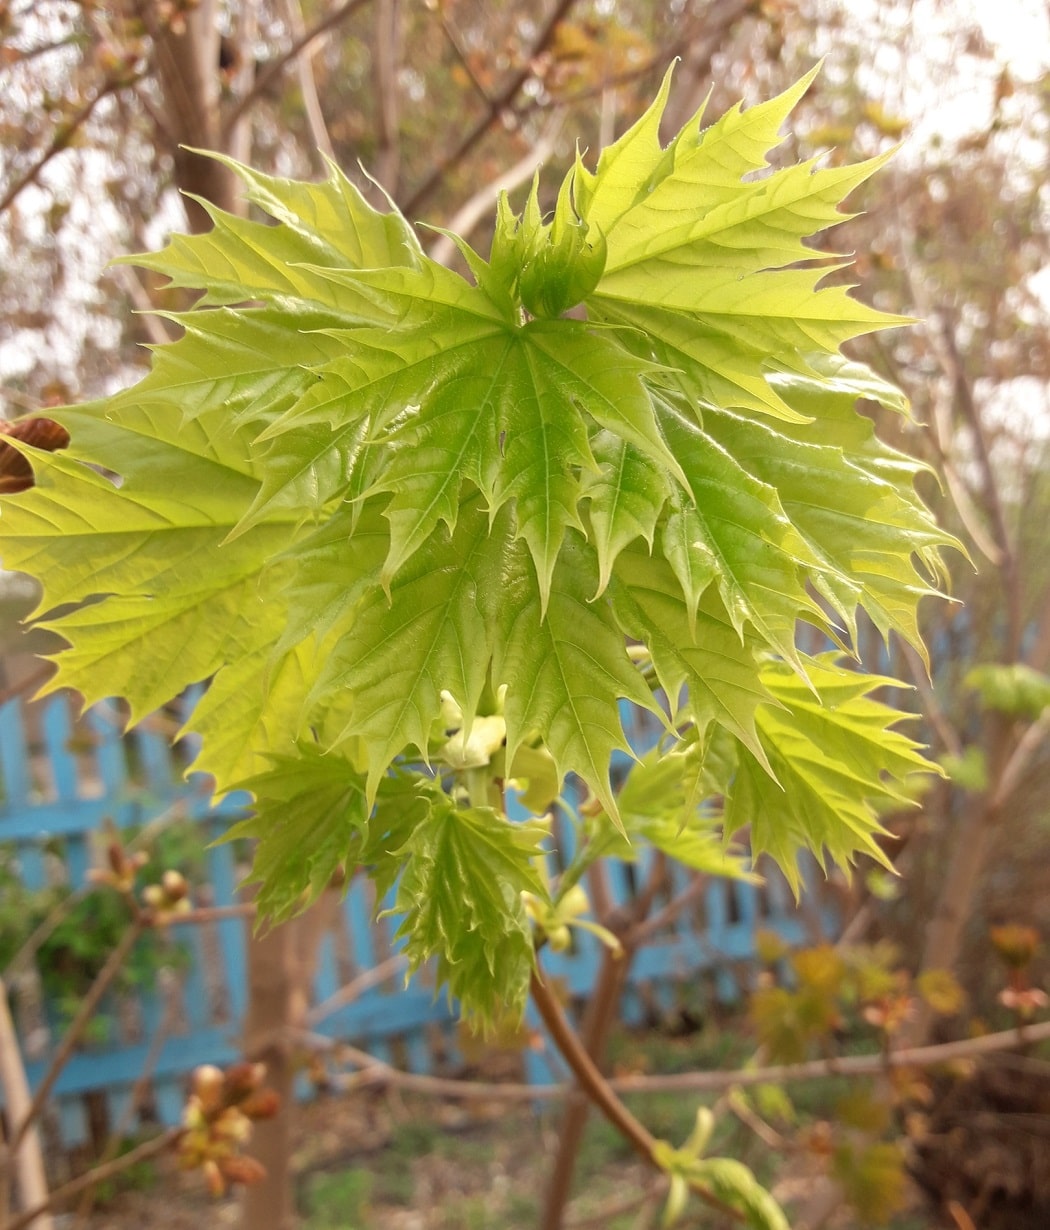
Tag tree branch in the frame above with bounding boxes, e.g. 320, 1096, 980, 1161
401, 0, 581, 217
371, 0, 401, 194
221, 0, 375, 141
428, 112, 565, 266
10, 919, 145, 1153
312, 1012, 1050, 1102
281, 0, 336, 162
528, 967, 746, 1224
2, 1128, 183, 1230
990, 705, 1050, 810
0, 979, 53, 1230
935, 309, 1025, 657
0, 78, 125, 217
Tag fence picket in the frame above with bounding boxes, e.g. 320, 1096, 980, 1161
0, 689, 825, 1152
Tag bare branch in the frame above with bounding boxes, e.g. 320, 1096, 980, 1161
625, 870, 710, 947
10, 920, 145, 1153
372, 0, 401, 194
991, 706, 1050, 810
0, 79, 125, 217
939, 315, 1024, 659
401, 0, 582, 217
436, 7, 493, 105
72, 988, 180, 1224
221, 0, 375, 141
305, 954, 407, 1028
3, 1129, 183, 1230
528, 967, 747, 1224
428, 112, 565, 266
281, 0, 336, 162
898, 639, 963, 757
111, 266, 177, 348
314, 1013, 1050, 1102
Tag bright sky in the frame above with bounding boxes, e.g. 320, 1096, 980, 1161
839, 0, 1050, 143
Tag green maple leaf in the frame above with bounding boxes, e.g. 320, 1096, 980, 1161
227, 745, 370, 923
570, 744, 755, 886
725, 655, 941, 896
385, 787, 550, 1024
494, 533, 663, 819
0, 66, 952, 942
307, 497, 509, 799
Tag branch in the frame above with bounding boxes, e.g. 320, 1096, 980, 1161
0, 980, 53, 1230
371, 0, 401, 194
111, 266, 177, 348
10, 919, 145, 1153
304, 954, 407, 1028
528, 967, 746, 1224
435, 7, 493, 105
0, 78, 125, 216
308, 1012, 1050, 1102
2, 1128, 183, 1230
280, 0, 335, 161
541, 857, 643, 1230
936, 313, 1014, 571
928, 395, 1005, 567
72, 987, 179, 1224
426, 119, 566, 267
609, 1016, 1050, 1094
221, 0, 375, 141
990, 705, 1050, 810
898, 638, 963, 758
625, 869, 709, 948
401, 0, 581, 217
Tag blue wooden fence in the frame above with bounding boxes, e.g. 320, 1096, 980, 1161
0, 688, 820, 1150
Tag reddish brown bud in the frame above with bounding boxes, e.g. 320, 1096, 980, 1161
220, 1154, 267, 1187
240, 1087, 280, 1121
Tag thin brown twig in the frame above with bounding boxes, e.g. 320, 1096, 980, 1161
221, 0, 375, 140
169, 903, 257, 926
305, 954, 407, 1028
2, 884, 91, 982
435, 7, 492, 104
401, 0, 581, 217
528, 967, 746, 1224
897, 639, 963, 757
10, 919, 145, 1153
510, 44, 684, 122
542, 857, 641, 1230
281, 0, 336, 161
371, 0, 401, 193
0, 35, 81, 75
564, 1181, 663, 1229
626, 871, 709, 948
726, 1087, 789, 1151
0, 78, 126, 217
990, 706, 1050, 810
0, 978, 52, 1230
2, 1128, 183, 1230
306, 1013, 1050, 1103
72, 988, 179, 1224
427, 110, 566, 266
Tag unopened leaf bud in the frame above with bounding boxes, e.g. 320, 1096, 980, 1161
162, 869, 189, 901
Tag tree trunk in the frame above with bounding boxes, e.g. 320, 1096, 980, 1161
240, 920, 299, 1230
